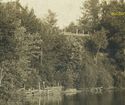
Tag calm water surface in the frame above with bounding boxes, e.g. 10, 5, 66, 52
8, 90, 125, 105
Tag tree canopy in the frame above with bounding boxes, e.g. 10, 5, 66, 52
0, 0, 125, 103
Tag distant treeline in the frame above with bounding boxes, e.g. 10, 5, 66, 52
0, 0, 125, 102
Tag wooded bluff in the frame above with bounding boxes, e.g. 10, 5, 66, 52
0, 0, 125, 102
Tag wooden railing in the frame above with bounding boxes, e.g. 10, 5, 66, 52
62, 32, 90, 37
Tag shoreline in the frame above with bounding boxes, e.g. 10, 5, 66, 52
17, 86, 125, 97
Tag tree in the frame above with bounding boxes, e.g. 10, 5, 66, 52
37, 9, 62, 86
85, 28, 108, 64
79, 0, 100, 33
100, 1, 125, 71
0, 1, 43, 100
65, 22, 78, 33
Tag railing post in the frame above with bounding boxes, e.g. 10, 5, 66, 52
76, 29, 78, 34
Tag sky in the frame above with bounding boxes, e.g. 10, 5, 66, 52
3, 0, 83, 28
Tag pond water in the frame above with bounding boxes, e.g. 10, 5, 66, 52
5, 90, 125, 105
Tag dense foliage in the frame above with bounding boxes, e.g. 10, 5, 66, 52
0, 0, 125, 103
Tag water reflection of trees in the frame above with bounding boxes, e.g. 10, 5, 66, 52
112, 90, 125, 105
61, 92, 113, 105
1, 94, 62, 105
2, 91, 125, 105
25, 94, 62, 105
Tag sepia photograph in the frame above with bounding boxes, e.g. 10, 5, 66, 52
0, 0, 125, 105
